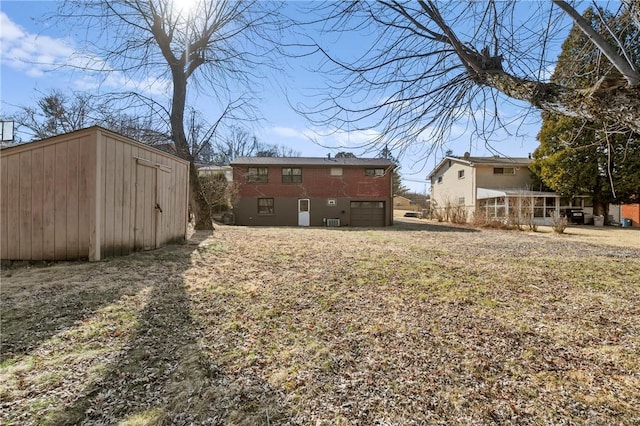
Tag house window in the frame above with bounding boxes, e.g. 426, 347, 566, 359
327, 198, 337, 206
437, 176, 443, 184
247, 167, 268, 183
534, 197, 545, 217
493, 167, 515, 175
330, 167, 343, 176
282, 168, 302, 183
458, 170, 465, 179
545, 197, 556, 218
365, 168, 385, 177
458, 197, 465, 205
257, 198, 274, 215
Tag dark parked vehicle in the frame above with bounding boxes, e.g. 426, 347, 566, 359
404, 211, 422, 218
563, 208, 584, 225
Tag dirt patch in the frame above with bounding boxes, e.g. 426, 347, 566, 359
2, 224, 639, 425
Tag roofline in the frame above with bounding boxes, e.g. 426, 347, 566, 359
0, 126, 189, 165
230, 156, 396, 167
427, 155, 531, 179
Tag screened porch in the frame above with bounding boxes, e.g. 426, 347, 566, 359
476, 188, 561, 225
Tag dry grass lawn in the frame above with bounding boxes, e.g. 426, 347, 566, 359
1, 221, 639, 425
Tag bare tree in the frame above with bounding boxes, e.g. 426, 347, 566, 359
210, 125, 301, 164
56, 0, 284, 229
296, 1, 640, 155
210, 126, 260, 164
13, 90, 98, 140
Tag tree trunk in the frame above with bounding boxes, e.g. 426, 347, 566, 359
170, 66, 214, 230
188, 162, 214, 230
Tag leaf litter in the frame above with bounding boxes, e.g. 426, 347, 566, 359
1, 221, 639, 425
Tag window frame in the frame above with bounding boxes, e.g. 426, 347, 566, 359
458, 170, 465, 179
247, 167, 268, 183
330, 167, 343, 176
281, 167, 302, 183
365, 168, 385, 177
257, 198, 274, 215
493, 167, 515, 175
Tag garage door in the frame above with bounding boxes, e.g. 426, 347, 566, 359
350, 201, 385, 227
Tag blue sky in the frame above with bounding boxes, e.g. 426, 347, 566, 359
1, 1, 553, 193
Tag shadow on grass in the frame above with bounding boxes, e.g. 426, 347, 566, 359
42, 231, 289, 425
1, 263, 148, 363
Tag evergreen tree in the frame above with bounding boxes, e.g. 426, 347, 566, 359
378, 146, 409, 196
531, 7, 640, 219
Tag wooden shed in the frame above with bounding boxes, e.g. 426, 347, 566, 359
1, 126, 190, 261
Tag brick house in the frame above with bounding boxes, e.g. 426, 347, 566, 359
230, 156, 395, 227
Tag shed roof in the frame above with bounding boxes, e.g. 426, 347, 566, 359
0, 126, 189, 165
231, 156, 395, 167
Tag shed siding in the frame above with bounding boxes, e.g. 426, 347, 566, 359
43, 144, 57, 260
1, 126, 189, 261
0, 133, 95, 260
19, 151, 32, 259
95, 130, 188, 256
66, 138, 80, 259
31, 147, 44, 260
0, 152, 8, 257
6, 155, 19, 258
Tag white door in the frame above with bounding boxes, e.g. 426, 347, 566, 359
298, 199, 310, 226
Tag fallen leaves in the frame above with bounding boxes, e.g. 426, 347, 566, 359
1, 222, 639, 425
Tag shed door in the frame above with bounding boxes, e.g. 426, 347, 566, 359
350, 201, 385, 227
134, 162, 159, 251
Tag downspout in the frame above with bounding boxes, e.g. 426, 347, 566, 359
471, 165, 476, 217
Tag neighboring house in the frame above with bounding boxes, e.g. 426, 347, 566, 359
230, 156, 395, 227
393, 195, 417, 211
428, 154, 561, 225
393, 195, 415, 210
621, 203, 640, 227
198, 165, 233, 182
0, 126, 190, 261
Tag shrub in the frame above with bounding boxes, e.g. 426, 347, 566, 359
199, 172, 238, 214
551, 213, 568, 234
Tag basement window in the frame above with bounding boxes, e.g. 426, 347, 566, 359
257, 198, 274, 215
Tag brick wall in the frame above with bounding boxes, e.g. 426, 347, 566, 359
233, 165, 391, 198
621, 203, 640, 227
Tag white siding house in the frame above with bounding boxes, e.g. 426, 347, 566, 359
428, 154, 561, 225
